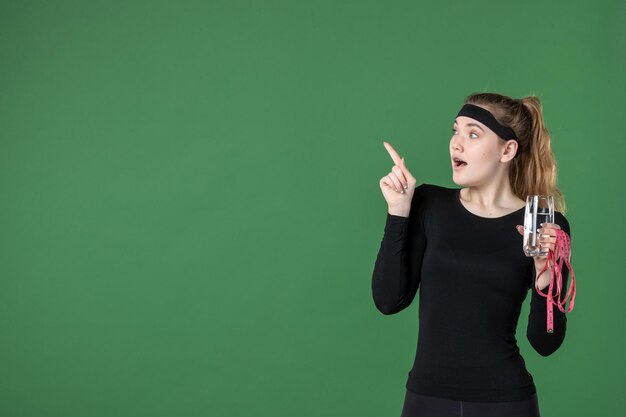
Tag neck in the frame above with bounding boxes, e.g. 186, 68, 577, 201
461, 174, 520, 209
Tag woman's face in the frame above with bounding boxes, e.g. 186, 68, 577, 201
449, 114, 513, 187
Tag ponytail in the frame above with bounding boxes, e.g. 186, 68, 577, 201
510, 97, 566, 214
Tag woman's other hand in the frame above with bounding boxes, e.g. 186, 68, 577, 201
515, 223, 561, 289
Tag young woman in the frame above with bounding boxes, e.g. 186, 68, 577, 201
372, 92, 571, 417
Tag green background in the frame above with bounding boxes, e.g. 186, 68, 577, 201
1, 1, 623, 416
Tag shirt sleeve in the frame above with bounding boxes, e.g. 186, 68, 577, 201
526, 211, 571, 356
371, 183, 428, 315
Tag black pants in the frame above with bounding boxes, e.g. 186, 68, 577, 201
400, 389, 541, 417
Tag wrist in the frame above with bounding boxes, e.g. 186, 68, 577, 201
388, 206, 410, 217
534, 258, 552, 270
534, 262, 552, 291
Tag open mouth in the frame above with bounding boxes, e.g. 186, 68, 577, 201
453, 158, 468, 168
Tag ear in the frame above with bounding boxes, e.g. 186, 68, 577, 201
500, 139, 519, 163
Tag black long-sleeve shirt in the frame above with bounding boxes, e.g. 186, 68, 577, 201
372, 183, 571, 402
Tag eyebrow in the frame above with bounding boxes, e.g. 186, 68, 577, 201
453, 119, 485, 132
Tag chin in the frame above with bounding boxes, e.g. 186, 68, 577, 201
452, 176, 482, 188
452, 175, 468, 187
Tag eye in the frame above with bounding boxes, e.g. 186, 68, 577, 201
452, 128, 479, 139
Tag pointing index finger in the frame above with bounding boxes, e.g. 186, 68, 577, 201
383, 141, 402, 166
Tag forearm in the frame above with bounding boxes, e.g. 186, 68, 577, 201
527, 262, 569, 356
372, 214, 414, 314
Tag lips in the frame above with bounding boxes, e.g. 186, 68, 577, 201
452, 157, 467, 169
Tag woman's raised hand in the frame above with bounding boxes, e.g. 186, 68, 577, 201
380, 141, 417, 217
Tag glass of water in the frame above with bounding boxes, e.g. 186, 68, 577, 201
523, 195, 555, 257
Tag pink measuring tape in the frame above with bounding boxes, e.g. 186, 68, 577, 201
534, 229, 577, 333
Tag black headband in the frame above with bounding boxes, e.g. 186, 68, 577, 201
456, 103, 519, 142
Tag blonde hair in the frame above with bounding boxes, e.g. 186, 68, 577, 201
464, 92, 567, 215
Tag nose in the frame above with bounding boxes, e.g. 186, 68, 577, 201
450, 135, 463, 153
